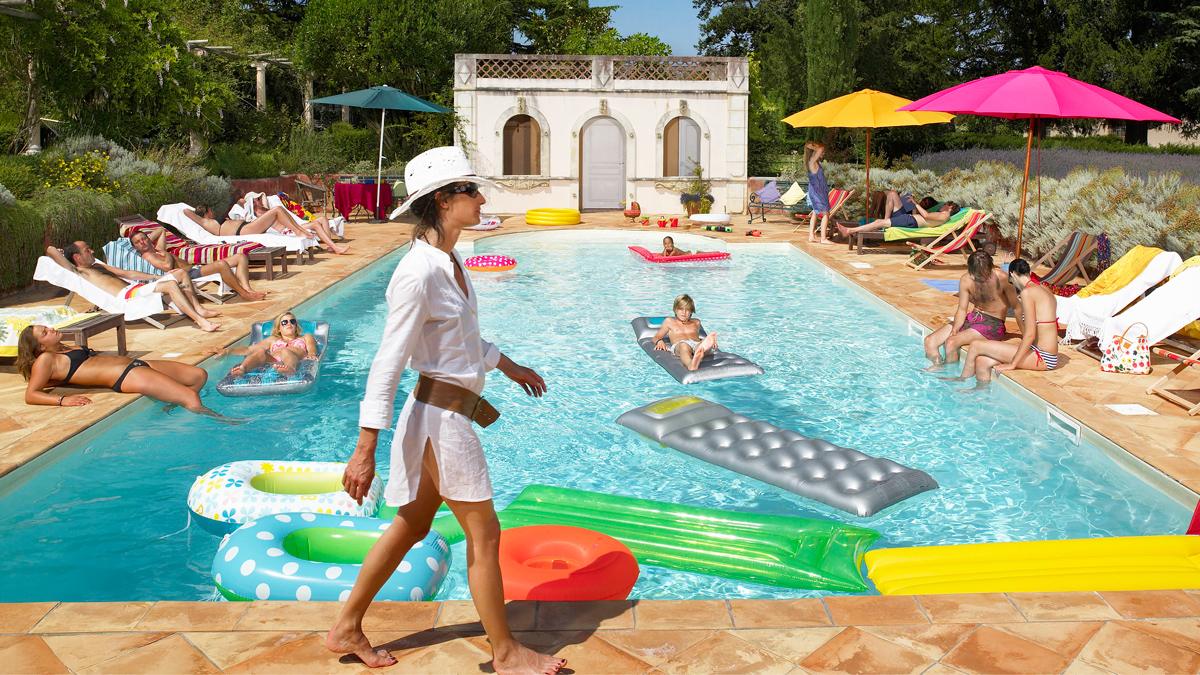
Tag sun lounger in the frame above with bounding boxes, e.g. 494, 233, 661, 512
33, 257, 181, 329
748, 179, 808, 224
792, 188, 853, 233
265, 193, 345, 237
117, 215, 286, 281
1032, 231, 1098, 286
156, 203, 316, 263
1099, 265, 1200, 353
1147, 344, 1200, 415
849, 208, 975, 255
0, 306, 106, 356
1056, 248, 1182, 341
102, 239, 233, 305
904, 211, 991, 270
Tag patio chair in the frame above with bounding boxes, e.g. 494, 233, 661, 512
32, 257, 183, 329
793, 188, 853, 233
849, 207, 975, 254
294, 178, 328, 215
1095, 263, 1200, 349
1147, 344, 1200, 416
156, 203, 317, 264
1032, 231, 1099, 286
101, 238, 233, 305
1056, 247, 1182, 341
904, 210, 991, 270
116, 215, 285, 281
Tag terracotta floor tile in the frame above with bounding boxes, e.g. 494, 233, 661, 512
1099, 590, 1200, 619
860, 624, 977, 661
536, 600, 635, 630
234, 601, 341, 631
598, 629, 714, 667
824, 596, 928, 626
1118, 618, 1200, 653
941, 625, 1071, 674
0, 635, 70, 674
799, 626, 932, 674
729, 599, 831, 628
1075, 622, 1200, 674
1062, 657, 1117, 675
360, 601, 440, 632
381, 631, 500, 675
658, 630, 794, 675
0, 603, 57, 633
435, 600, 536, 632
917, 594, 1024, 624
77, 633, 219, 674
31, 602, 153, 632
40, 632, 169, 671
222, 632, 363, 673
992, 621, 1103, 659
503, 631, 654, 674
732, 626, 845, 662
135, 601, 248, 631
635, 600, 731, 630
184, 631, 311, 670
1007, 593, 1120, 621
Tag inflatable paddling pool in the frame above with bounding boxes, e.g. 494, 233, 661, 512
216, 320, 328, 397
526, 208, 580, 226
865, 535, 1200, 595
500, 525, 639, 601
632, 317, 762, 384
212, 513, 449, 601
628, 246, 730, 263
431, 484, 878, 591
618, 396, 938, 517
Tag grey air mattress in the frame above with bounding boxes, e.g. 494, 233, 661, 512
617, 396, 938, 517
632, 317, 763, 384
216, 320, 328, 397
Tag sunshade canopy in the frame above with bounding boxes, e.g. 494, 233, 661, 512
783, 89, 954, 128
311, 85, 450, 113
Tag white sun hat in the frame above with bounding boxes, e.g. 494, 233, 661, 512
389, 146, 497, 219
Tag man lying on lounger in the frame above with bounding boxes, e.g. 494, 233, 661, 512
837, 192, 959, 237
46, 242, 221, 332
128, 230, 267, 302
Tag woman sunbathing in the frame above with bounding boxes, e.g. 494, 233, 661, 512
16, 324, 233, 420
838, 194, 960, 237
206, 311, 318, 377
187, 203, 349, 255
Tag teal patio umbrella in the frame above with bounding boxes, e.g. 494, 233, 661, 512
312, 85, 451, 216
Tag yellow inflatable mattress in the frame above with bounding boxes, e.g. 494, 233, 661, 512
864, 535, 1200, 595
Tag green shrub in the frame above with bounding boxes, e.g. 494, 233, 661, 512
118, 173, 183, 209
0, 184, 14, 206
175, 167, 232, 213
281, 125, 346, 175
0, 156, 39, 199
326, 122, 376, 164
205, 143, 282, 179
40, 151, 121, 193
0, 201, 44, 293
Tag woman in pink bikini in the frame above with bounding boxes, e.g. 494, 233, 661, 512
923, 250, 1021, 371
208, 311, 318, 376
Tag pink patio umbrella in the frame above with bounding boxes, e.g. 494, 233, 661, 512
899, 66, 1181, 257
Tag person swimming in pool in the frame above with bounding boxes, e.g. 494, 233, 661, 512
923, 250, 1022, 371
205, 310, 318, 376
651, 293, 719, 371
660, 236, 689, 257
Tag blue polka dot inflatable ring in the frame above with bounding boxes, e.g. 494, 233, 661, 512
212, 513, 451, 602
188, 460, 382, 535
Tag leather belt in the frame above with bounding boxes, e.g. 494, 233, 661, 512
414, 374, 500, 428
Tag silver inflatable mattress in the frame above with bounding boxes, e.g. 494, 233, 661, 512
632, 317, 763, 385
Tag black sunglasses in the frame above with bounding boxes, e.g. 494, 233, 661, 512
444, 182, 480, 198
279, 318, 297, 326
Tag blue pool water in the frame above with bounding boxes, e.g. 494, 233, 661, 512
0, 231, 1190, 601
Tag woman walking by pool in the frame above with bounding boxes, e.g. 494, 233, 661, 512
943, 258, 1061, 389
923, 250, 1021, 371
325, 146, 564, 674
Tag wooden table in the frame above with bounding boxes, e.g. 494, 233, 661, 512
58, 313, 127, 355
247, 246, 287, 280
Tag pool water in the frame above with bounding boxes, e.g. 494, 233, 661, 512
0, 231, 1189, 601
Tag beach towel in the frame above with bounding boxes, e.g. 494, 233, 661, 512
33, 257, 165, 321
157, 203, 316, 252
1172, 256, 1200, 339
921, 279, 960, 293
1074, 245, 1163, 298
780, 182, 807, 206
1100, 264, 1200, 348
0, 306, 99, 357
1055, 250, 1182, 340
883, 208, 972, 242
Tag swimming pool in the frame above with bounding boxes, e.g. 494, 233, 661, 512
0, 230, 1191, 601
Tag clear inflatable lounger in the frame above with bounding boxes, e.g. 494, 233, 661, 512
216, 320, 328, 397
617, 396, 938, 517
632, 317, 763, 384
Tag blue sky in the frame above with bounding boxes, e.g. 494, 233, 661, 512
609, 1, 702, 55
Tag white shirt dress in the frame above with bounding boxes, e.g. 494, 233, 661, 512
359, 239, 502, 506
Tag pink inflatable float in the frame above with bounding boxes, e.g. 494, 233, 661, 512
464, 254, 517, 272
628, 246, 730, 263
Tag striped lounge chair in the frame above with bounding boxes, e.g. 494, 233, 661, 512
101, 238, 233, 305
1032, 231, 1099, 286
904, 211, 991, 270
116, 215, 285, 280
792, 188, 853, 234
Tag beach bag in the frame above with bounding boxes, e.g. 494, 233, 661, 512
1100, 322, 1151, 374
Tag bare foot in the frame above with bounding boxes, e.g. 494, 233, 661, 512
241, 290, 268, 301
922, 361, 945, 372
229, 365, 246, 378
331, 244, 351, 255
836, 223, 851, 238
493, 642, 565, 675
690, 332, 718, 370
938, 375, 967, 382
273, 362, 296, 375
198, 308, 222, 318
198, 319, 221, 332
325, 625, 397, 669
818, 238, 831, 244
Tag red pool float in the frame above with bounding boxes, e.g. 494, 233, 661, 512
464, 254, 517, 272
498, 525, 640, 601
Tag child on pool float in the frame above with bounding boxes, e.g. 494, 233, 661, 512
206, 310, 318, 377
660, 236, 689, 257
651, 293, 719, 371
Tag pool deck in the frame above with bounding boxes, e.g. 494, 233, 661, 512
1, 211, 1199, 673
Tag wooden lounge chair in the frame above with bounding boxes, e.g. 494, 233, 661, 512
101, 238, 234, 305
904, 211, 991, 270
1032, 231, 1099, 286
1148, 345, 1200, 415
294, 178, 328, 215
793, 188, 853, 233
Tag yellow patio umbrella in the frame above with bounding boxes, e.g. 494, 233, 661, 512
783, 89, 954, 219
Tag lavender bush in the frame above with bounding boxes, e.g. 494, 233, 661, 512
915, 148, 1200, 184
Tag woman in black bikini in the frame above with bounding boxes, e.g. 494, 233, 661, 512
16, 324, 226, 418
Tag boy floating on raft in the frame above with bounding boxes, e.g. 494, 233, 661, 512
660, 236, 688, 257
652, 294, 719, 371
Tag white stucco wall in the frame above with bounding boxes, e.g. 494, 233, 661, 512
454, 55, 749, 216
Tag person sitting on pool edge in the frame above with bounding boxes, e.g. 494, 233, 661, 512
16, 324, 236, 421
923, 249, 1022, 371
660, 236, 689, 257
652, 293, 719, 371
205, 310, 318, 377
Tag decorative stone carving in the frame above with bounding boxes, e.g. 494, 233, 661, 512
680, 100, 688, 116
600, 99, 609, 116
495, 178, 551, 191
517, 96, 526, 114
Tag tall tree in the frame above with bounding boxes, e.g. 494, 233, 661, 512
804, 0, 858, 107
561, 28, 672, 56
512, 0, 616, 53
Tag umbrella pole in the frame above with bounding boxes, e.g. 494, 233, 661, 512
864, 129, 872, 221
1016, 118, 1034, 259
376, 108, 386, 220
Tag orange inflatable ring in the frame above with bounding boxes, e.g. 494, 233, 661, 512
464, 254, 517, 272
498, 525, 639, 601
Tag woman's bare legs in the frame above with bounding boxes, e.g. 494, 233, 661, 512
120, 365, 215, 415
922, 326, 983, 371
273, 348, 303, 375
236, 206, 298, 236
942, 340, 1045, 388
306, 216, 349, 254
230, 347, 271, 377
152, 279, 220, 332
807, 211, 819, 243
326, 443, 444, 668
144, 360, 208, 392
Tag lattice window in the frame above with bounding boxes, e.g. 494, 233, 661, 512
614, 58, 727, 82
476, 57, 591, 80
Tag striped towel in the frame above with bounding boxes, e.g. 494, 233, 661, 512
103, 238, 159, 276
118, 217, 262, 264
